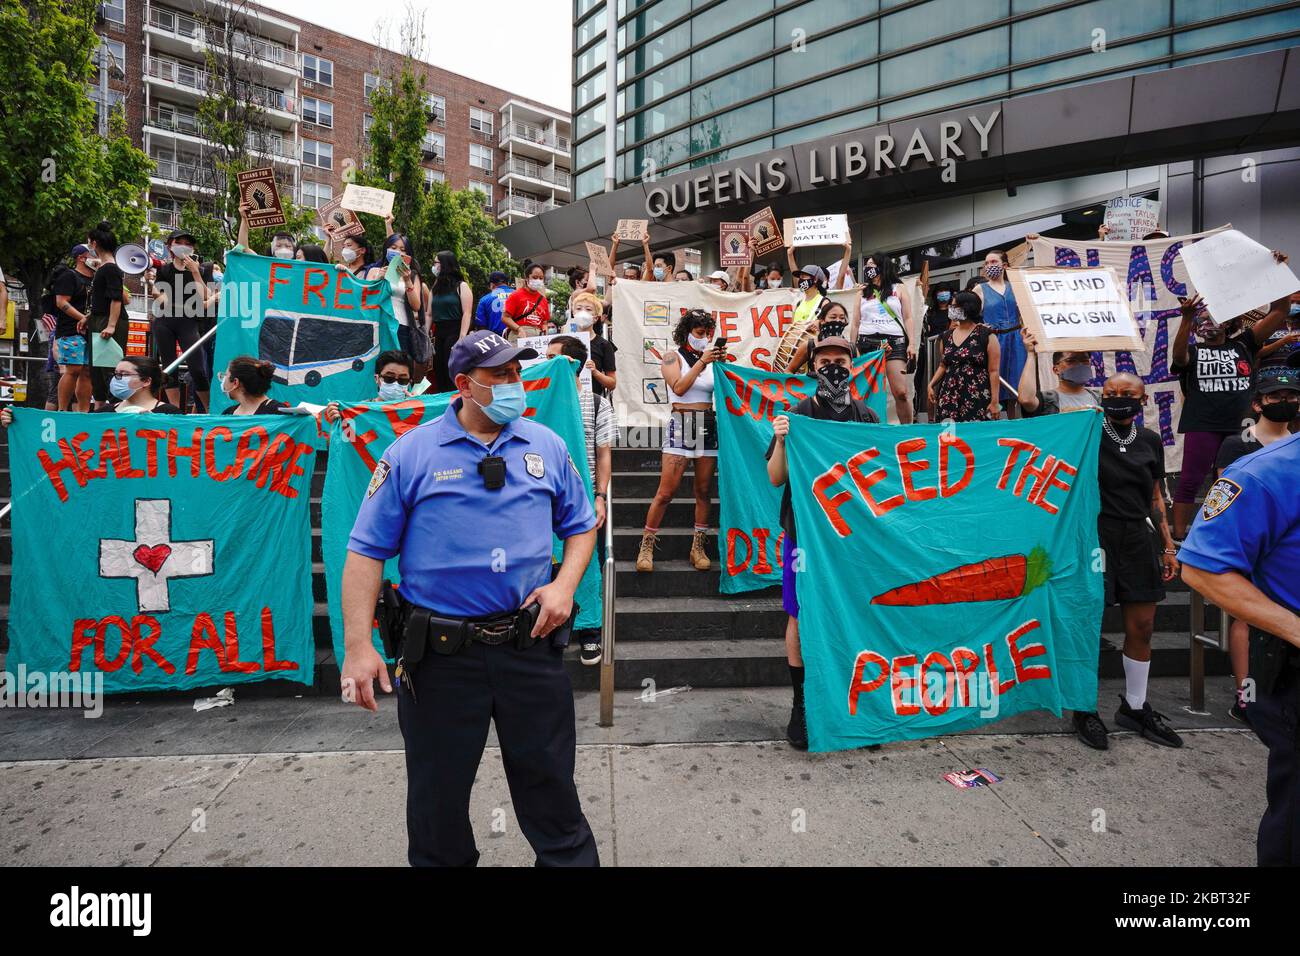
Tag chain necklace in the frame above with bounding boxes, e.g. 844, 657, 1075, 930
1102, 417, 1137, 453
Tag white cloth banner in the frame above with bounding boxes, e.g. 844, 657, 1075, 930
610, 280, 860, 427
1030, 226, 1229, 472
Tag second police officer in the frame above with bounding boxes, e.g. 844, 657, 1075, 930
340, 330, 600, 867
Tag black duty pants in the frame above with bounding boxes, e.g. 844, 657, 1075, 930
1252, 666, 1300, 866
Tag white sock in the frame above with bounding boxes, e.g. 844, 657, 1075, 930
1123, 655, 1149, 711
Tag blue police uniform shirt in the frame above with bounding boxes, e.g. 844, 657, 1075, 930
347, 398, 598, 617
475, 287, 509, 336
1179, 431, 1300, 615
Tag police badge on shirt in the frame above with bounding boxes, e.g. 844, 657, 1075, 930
1201, 477, 1241, 519
367, 459, 391, 497
524, 452, 545, 478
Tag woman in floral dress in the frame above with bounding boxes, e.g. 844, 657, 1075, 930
927, 290, 1002, 422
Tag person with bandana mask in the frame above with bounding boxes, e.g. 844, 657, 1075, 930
1210, 369, 1300, 724
914, 285, 955, 419
323, 351, 417, 424
766, 333, 878, 750
341, 329, 600, 867
566, 291, 617, 400
1170, 263, 1292, 540
1069, 372, 1182, 751
636, 309, 725, 573
1016, 329, 1101, 416
1256, 291, 1300, 369
928, 290, 1001, 423
973, 249, 1024, 411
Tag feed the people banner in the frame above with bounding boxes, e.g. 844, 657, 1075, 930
213, 249, 400, 413
320, 358, 603, 664
1029, 227, 1228, 471
7, 409, 318, 693
785, 412, 1103, 752
713, 357, 887, 594
611, 281, 861, 427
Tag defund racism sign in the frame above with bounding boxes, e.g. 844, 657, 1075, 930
7, 410, 318, 693
784, 412, 1102, 751
1010, 266, 1143, 352
713, 358, 887, 593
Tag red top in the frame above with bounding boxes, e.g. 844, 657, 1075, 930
504, 288, 549, 330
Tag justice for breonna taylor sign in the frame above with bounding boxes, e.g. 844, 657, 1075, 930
6, 409, 319, 693
783, 411, 1103, 751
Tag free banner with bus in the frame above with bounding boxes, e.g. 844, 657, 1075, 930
713, 356, 887, 593
784, 411, 1102, 751
6, 409, 319, 693
320, 357, 603, 665
212, 249, 401, 412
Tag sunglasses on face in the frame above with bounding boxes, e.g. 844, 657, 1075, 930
379, 374, 411, 385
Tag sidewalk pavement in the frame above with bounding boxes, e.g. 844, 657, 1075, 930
0, 676, 1264, 866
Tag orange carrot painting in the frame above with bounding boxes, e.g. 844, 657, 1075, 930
870, 546, 1051, 606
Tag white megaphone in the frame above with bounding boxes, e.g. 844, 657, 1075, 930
116, 243, 150, 275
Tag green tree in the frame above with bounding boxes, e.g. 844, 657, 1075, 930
414, 182, 515, 296
0, 0, 152, 328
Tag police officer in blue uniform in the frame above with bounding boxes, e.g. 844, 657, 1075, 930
340, 330, 600, 867
1180, 430, 1300, 866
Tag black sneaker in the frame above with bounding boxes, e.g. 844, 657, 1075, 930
579, 641, 601, 666
1072, 711, 1109, 750
1114, 696, 1184, 748
786, 697, 809, 751
1228, 699, 1249, 725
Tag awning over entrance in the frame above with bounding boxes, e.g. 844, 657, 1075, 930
497, 48, 1300, 268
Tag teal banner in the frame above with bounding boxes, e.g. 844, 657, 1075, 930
321, 358, 603, 664
784, 411, 1103, 751
7, 409, 319, 692
713, 353, 887, 593
212, 249, 400, 413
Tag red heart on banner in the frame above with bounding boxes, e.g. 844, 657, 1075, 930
133, 544, 172, 574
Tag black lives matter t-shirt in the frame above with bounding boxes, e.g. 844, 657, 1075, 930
1173, 334, 1256, 434
1097, 426, 1165, 521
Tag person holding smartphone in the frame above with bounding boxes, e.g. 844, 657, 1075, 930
636, 309, 726, 574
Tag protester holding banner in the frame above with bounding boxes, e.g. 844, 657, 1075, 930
1170, 268, 1292, 539
852, 250, 915, 424
503, 261, 551, 345
973, 250, 1024, 407
928, 290, 1000, 423
327, 227, 374, 279
322, 351, 416, 425
50, 244, 95, 413
151, 229, 213, 412
766, 334, 879, 750
784, 298, 851, 377
650, 251, 675, 283
366, 234, 428, 368
1070, 373, 1182, 750
1211, 369, 1300, 723
218, 356, 286, 416
762, 263, 786, 289
295, 243, 329, 263
0, 355, 177, 423
674, 268, 694, 282
85, 222, 130, 408
637, 309, 724, 573
1016, 330, 1100, 416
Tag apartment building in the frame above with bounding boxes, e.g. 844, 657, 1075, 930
92, 0, 570, 237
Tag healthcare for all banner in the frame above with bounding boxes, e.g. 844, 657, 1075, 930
713, 356, 887, 593
7, 409, 319, 692
320, 357, 602, 665
610, 280, 862, 426
1029, 227, 1227, 471
784, 412, 1103, 751
212, 249, 401, 413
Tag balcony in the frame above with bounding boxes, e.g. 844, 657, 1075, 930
145, 6, 298, 75
497, 195, 559, 219
498, 157, 570, 191
420, 143, 445, 165
150, 154, 222, 193
144, 56, 297, 126
146, 105, 202, 138
500, 121, 569, 155
148, 206, 180, 228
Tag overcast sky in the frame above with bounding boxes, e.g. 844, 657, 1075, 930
264, 0, 573, 111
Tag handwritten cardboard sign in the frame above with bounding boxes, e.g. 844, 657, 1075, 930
614, 219, 649, 242
318, 197, 365, 239
585, 241, 613, 278
1008, 267, 1144, 352
1102, 197, 1161, 242
784, 214, 848, 248
341, 184, 395, 218
1177, 229, 1299, 324
236, 167, 286, 229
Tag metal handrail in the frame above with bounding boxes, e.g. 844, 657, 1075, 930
1186, 586, 1231, 714
598, 474, 616, 727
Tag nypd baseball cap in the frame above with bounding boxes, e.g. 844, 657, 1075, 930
448, 330, 538, 381
1255, 368, 1300, 394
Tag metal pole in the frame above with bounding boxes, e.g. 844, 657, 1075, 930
603, 4, 617, 194
163, 321, 217, 377
598, 476, 616, 727
1187, 587, 1207, 714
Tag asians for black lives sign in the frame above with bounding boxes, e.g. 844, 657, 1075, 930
7, 410, 318, 693
784, 412, 1103, 751
610, 281, 861, 426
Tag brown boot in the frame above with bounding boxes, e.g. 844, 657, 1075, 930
635, 531, 657, 572
690, 530, 711, 571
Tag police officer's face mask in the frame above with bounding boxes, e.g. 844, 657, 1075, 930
466, 374, 526, 424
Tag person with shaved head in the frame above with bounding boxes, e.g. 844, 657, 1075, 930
1070, 372, 1183, 751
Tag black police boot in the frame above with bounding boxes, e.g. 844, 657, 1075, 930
787, 665, 808, 751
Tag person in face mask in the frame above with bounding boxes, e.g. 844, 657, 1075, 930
323, 351, 416, 424
335, 235, 373, 277
475, 271, 513, 337
764, 263, 785, 289
218, 355, 286, 415
928, 291, 1001, 423
368, 234, 428, 372
1210, 369, 1300, 723
503, 262, 551, 345
1068, 372, 1182, 752
637, 309, 725, 574
151, 228, 213, 411
651, 252, 675, 283
1256, 291, 1300, 369
1016, 330, 1100, 416
98, 356, 181, 414
766, 334, 878, 750
973, 249, 1024, 415
914, 284, 955, 418
566, 291, 617, 399
50, 243, 97, 412
1169, 261, 1292, 538
851, 250, 915, 424
427, 250, 474, 392
340, 328, 601, 868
